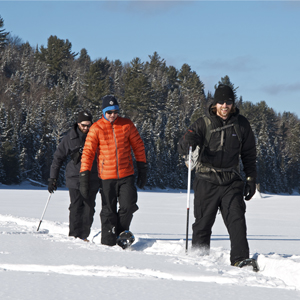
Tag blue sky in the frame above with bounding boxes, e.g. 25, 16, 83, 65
1, 1, 300, 117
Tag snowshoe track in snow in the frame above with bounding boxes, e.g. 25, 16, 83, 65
1, 214, 300, 290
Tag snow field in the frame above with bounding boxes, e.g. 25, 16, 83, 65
0, 185, 300, 299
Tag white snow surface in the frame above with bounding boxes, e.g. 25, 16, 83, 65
1, 182, 300, 299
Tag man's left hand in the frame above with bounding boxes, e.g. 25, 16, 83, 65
136, 162, 147, 189
244, 178, 256, 201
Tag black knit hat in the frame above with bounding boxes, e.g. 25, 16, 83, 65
77, 111, 92, 123
213, 85, 235, 105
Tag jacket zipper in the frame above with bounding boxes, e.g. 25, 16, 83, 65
220, 120, 226, 166
101, 159, 104, 175
112, 124, 120, 179
129, 157, 134, 171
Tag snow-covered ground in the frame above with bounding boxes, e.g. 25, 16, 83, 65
1, 182, 300, 299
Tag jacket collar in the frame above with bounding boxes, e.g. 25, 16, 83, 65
101, 116, 119, 125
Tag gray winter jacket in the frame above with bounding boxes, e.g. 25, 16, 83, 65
50, 124, 99, 190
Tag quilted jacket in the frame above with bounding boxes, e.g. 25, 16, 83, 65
80, 116, 146, 180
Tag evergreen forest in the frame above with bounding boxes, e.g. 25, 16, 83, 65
0, 17, 299, 193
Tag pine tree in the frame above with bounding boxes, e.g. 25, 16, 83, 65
0, 16, 9, 49
166, 65, 179, 91
282, 113, 300, 193
123, 57, 153, 123
37, 35, 78, 85
153, 113, 167, 188
0, 103, 7, 183
164, 89, 184, 188
139, 118, 156, 187
77, 48, 91, 67
110, 59, 124, 100
85, 57, 112, 113
0, 108, 21, 184
145, 52, 168, 113
178, 63, 205, 129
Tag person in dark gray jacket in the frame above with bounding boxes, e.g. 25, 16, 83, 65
48, 111, 100, 241
178, 85, 257, 266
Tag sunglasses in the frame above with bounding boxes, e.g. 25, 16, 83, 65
217, 100, 233, 105
80, 123, 91, 128
106, 110, 119, 115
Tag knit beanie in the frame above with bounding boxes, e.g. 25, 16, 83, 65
77, 111, 92, 123
213, 85, 235, 105
102, 95, 119, 115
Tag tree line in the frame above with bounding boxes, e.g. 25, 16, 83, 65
0, 17, 299, 193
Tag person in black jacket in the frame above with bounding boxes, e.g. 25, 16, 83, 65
48, 111, 100, 241
178, 85, 257, 266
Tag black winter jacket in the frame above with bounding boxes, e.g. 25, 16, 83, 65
178, 106, 256, 185
50, 124, 99, 190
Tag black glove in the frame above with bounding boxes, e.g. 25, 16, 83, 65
79, 170, 90, 199
184, 130, 198, 151
244, 177, 256, 201
136, 161, 147, 189
48, 178, 57, 193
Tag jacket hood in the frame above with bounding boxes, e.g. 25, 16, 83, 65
69, 123, 80, 139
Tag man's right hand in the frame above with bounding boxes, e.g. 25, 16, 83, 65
48, 178, 57, 193
184, 130, 198, 151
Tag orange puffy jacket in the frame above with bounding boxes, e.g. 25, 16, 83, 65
80, 116, 146, 180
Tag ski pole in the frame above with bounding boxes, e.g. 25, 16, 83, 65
37, 193, 52, 231
185, 146, 192, 253
92, 230, 101, 243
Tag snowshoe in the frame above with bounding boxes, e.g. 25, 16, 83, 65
235, 258, 259, 272
116, 230, 135, 249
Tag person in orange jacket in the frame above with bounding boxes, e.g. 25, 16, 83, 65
79, 95, 147, 246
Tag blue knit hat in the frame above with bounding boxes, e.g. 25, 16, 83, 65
102, 95, 119, 115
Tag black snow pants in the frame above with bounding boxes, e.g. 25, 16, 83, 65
100, 175, 138, 246
68, 188, 98, 239
192, 176, 249, 265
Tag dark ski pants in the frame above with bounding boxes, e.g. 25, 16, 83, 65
68, 188, 97, 239
192, 177, 249, 265
100, 175, 138, 246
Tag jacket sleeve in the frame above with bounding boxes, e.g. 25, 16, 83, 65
129, 121, 146, 163
80, 124, 99, 172
240, 116, 257, 178
49, 136, 69, 179
178, 118, 205, 155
